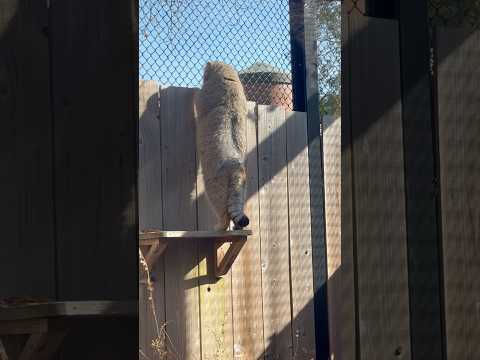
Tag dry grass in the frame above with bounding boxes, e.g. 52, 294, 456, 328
139, 249, 180, 360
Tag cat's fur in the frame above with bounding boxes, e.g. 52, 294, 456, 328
194, 61, 249, 230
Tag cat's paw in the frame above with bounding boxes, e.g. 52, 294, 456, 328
234, 215, 249, 229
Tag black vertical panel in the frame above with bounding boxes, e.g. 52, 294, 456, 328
289, 0, 306, 112
397, 1, 444, 359
0, 0, 55, 298
50, 0, 138, 300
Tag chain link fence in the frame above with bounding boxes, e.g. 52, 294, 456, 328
428, 0, 480, 29
139, 0, 341, 115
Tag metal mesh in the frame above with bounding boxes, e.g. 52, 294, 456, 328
429, 0, 480, 29
316, 0, 341, 117
139, 0, 342, 115
139, 0, 294, 109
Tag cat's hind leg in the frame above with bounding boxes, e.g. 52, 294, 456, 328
204, 174, 230, 231
227, 162, 249, 229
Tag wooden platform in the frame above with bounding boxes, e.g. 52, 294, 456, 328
0, 300, 137, 360
139, 230, 252, 277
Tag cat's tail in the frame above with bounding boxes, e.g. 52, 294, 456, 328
227, 162, 249, 229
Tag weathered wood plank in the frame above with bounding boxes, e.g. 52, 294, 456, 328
23, 331, 67, 360
231, 102, 265, 359
140, 230, 251, 240
139, 80, 165, 360
50, 0, 137, 300
286, 111, 316, 359
397, 1, 443, 358
339, 3, 357, 358
197, 140, 234, 360
350, 14, 411, 359
323, 115, 341, 360
437, 26, 480, 360
160, 87, 200, 360
257, 105, 292, 359
0, 301, 137, 321
139, 80, 163, 231
0, 0, 55, 298
18, 333, 49, 360
0, 319, 48, 335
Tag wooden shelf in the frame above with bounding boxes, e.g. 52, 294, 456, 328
139, 229, 252, 277
0, 300, 137, 322
0, 300, 137, 360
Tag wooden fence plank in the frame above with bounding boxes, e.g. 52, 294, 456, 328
257, 105, 293, 359
286, 111, 316, 359
437, 27, 480, 360
139, 80, 165, 359
0, 0, 55, 298
160, 87, 200, 360
397, 1, 443, 358
323, 115, 341, 360
50, 0, 137, 300
339, 3, 358, 358
231, 102, 265, 359
197, 125, 234, 360
139, 80, 163, 231
349, 13, 411, 359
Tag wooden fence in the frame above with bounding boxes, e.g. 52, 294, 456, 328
0, 1, 138, 358
341, 1, 480, 358
0, 0, 138, 303
436, 26, 480, 359
138, 81, 325, 360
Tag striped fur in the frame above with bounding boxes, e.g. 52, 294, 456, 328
194, 61, 249, 230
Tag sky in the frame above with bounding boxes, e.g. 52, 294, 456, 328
139, 0, 292, 88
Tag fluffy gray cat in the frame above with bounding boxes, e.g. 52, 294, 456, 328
194, 61, 250, 230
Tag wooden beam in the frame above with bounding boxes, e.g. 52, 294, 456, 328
0, 301, 137, 321
0, 339, 7, 360
396, 0, 444, 358
28, 331, 67, 360
214, 240, 247, 278
0, 319, 48, 335
144, 241, 167, 270
140, 229, 252, 240
289, 1, 329, 357
18, 333, 48, 360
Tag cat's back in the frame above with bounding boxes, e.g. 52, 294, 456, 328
195, 62, 247, 119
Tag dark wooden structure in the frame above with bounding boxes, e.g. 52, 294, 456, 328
340, 0, 480, 359
0, 0, 138, 358
289, 0, 330, 357
0, 300, 136, 360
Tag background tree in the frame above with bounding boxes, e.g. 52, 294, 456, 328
316, 0, 341, 118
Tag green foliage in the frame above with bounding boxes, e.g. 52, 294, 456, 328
316, 1, 341, 117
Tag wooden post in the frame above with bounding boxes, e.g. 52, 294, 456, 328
289, 1, 329, 358
396, 1, 444, 358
